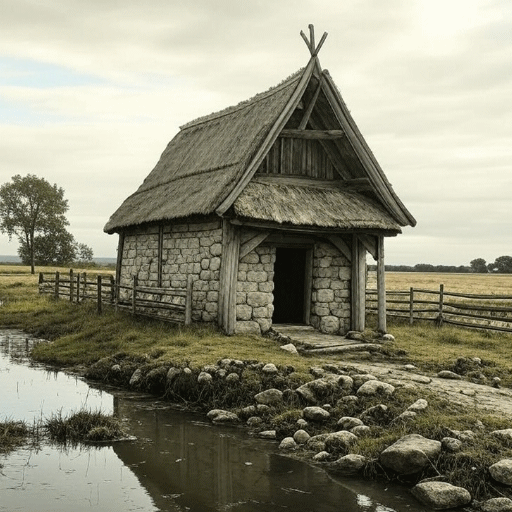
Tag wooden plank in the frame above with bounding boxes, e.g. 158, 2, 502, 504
298, 79, 322, 130
218, 220, 240, 334
239, 232, 270, 259
351, 235, 366, 331
115, 233, 124, 302
97, 275, 102, 314
216, 57, 318, 215
280, 129, 345, 139
376, 235, 386, 333
359, 234, 378, 260
326, 235, 352, 262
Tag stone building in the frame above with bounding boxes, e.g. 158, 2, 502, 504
104, 27, 415, 336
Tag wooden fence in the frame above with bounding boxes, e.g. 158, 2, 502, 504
366, 284, 512, 333
39, 270, 192, 325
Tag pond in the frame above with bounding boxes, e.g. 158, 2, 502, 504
0, 329, 427, 511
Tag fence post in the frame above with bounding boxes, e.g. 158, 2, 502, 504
54, 271, 60, 299
132, 275, 138, 314
82, 272, 87, 301
69, 269, 74, 302
38, 272, 43, 294
110, 275, 115, 304
409, 287, 414, 325
185, 274, 193, 325
76, 273, 81, 303
97, 275, 102, 314
436, 284, 444, 327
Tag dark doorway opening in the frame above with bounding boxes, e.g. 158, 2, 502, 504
273, 248, 307, 324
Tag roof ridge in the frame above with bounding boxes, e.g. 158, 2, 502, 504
180, 68, 304, 130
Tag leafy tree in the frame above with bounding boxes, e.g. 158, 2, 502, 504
470, 258, 488, 273
488, 256, 512, 273
75, 242, 94, 264
17, 228, 76, 266
0, 174, 70, 273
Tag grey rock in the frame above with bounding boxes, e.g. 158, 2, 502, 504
381, 333, 395, 342
352, 373, 377, 388
206, 409, 239, 423
324, 431, 358, 453
111, 364, 121, 373
262, 363, 278, 374
480, 497, 512, 512
441, 437, 463, 453
297, 418, 308, 428
279, 437, 297, 450
312, 451, 331, 462
246, 416, 262, 427
256, 404, 270, 415
280, 343, 298, 354
437, 370, 462, 380
303, 406, 330, 421
225, 372, 240, 383
492, 377, 502, 388
337, 417, 364, 430
329, 454, 366, 474
258, 430, 276, 439
489, 459, 512, 486
380, 434, 442, 475
306, 434, 330, 452
351, 425, 371, 436
360, 404, 389, 423
403, 364, 417, 371
197, 371, 213, 384
241, 405, 257, 417
447, 429, 476, 442
357, 380, 395, 397
293, 429, 311, 444
129, 368, 143, 387
411, 481, 471, 509
407, 399, 428, 412
337, 395, 358, 406
491, 429, 512, 441
254, 388, 283, 406
394, 410, 417, 423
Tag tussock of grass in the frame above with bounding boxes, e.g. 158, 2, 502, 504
0, 420, 31, 454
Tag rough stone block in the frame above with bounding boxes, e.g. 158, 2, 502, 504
235, 321, 261, 335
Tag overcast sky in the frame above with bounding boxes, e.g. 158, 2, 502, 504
0, 0, 510, 266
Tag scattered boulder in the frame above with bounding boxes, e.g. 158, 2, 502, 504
197, 371, 213, 384
441, 437, 463, 453
306, 434, 330, 452
324, 431, 357, 453
262, 363, 278, 374
258, 430, 277, 440
357, 380, 395, 397
380, 434, 442, 475
407, 399, 428, 412
303, 406, 330, 422
437, 370, 462, 380
293, 429, 311, 444
411, 481, 471, 509
329, 454, 366, 474
489, 460, 512, 486
480, 497, 512, 512
247, 417, 262, 427
225, 372, 239, 383
351, 425, 371, 436
129, 368, 143, 387
254, 388, 283, 406
360, 404, 390, 424
206, 409, 239, 424
312, 451, 331, 462
280, 343, 298, 354
279, 437, 297, 450
491, 429, 512, 442
337, 417, 363, 430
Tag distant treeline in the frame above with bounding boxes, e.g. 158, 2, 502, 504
368, 264, 471, 273
369, 256, 512, 274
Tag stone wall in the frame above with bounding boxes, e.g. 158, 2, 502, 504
235, 245, 276, 335
310, 242, 351, 334
120, 219, 223, 322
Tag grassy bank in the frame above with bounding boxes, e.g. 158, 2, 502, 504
3, 267, 512, 501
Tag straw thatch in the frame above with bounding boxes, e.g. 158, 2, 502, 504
233, 179, 402, 232
104, 56, 415, 234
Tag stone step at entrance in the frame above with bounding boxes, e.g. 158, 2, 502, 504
272, 324, 384, 355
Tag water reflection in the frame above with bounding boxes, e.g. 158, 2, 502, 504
0, 329, 427, 511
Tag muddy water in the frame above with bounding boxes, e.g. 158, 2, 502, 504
0, 329, 427, 511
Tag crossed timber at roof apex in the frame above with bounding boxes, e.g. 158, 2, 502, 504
300, 24, 328, 57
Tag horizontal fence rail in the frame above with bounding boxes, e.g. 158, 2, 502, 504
367, 284, 512, 333
39, 270, 192, 325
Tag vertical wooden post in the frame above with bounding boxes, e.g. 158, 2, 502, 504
69, 269, 74, 302
82, 272, 87, 301
218, 220, 240, 335
351, 235, 366, 331
115, 233, 125, 303
54, 271, 60, 299
110, 275, 115, 304
376, 235, 386, 333
97, 275, 102, 314
409, 287, 414, 325
158, 225, 164, 288
132, 275, 138, 314
185, 274, 193, 325
437, 284, 444, 327
38, 272, 43, 294
76, 273, 81, 303
303, 249, 313, 325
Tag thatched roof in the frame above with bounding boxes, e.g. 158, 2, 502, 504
233, 178, 402, 232
104, 54, 415, 234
